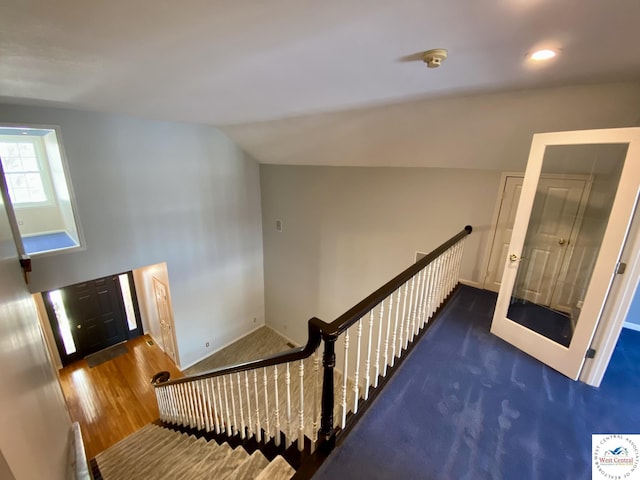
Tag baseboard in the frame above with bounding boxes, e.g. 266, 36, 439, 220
179, 323, 266, 371
623, 322, 640, 333
21, 229, 68, 238
459, 278, 482, 289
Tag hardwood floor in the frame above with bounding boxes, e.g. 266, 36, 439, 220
59, 335, 182, 460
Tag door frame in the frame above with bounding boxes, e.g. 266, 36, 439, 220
43, 271, 144, 365
491, 127, 640, 382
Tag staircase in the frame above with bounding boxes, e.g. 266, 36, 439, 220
89, 226, 472, 479
93, 424, 294, 480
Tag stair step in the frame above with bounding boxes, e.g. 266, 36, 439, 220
95, 424, 298, 480
223, 449, 269, 480
211, 446, 249, 478
255, 455, 295, 480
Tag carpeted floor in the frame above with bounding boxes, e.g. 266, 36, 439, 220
313, 286, 640, 480
22, 231, 77, 254
184, 326, 293, 375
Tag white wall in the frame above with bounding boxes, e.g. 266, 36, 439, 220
260, 165, 501, 346
0, 178, 71, 479
0, 104, 265, 369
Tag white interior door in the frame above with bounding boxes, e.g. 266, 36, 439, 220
491, 128, 640, 380
153, 277, 177, 363
485, 175, 590, 309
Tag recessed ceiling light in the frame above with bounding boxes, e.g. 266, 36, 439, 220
530, 49, 557, 61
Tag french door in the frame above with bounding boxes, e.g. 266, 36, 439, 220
491, 128, 640, 380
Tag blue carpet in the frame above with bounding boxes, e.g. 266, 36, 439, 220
23, 231, 77, 254
313, 286, 640, 480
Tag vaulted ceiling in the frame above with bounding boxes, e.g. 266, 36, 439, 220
2, 0, 640, 168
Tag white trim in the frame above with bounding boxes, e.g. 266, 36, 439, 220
580, 191, 640, 386
178, 323, 266, 371
623, 322, 640, 333
459, 278, 482, 289
481, 172, 523, 290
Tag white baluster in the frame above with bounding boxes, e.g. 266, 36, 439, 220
253, 370, 262, 443
244, 371, 253, 439
312, 349, 320, 453
285, 363, 292, 447
383, 292, 393, 376
298, 360, 305, 451
274, 365, 281, 447
155, 388, 164, 421
421, 265, 432, 329
391, 287, 401, 367
439, 254, 447, 305
196, 381, 206, 430
236, 373, 246, 439
445, 247, 454, 296
374, 300, 384, 387
180, 384, 188, 426
215, 378, 225, 434
208, 378, 220, 434
341, 328, 350, 427
263, 367, 271, 442
222, 376, 231, 437
364, 310, 374, 400
184, 384, 194, 428
165, 386, 174, 423
405, 276, 415, 349
416, 268, 427, 334
179, 384, 189, 427
352, 320, 362, 413
229, 374, 238, 436
411, 271, 423, 341
455, 239, 465, 286
434, 256, 443, 310
398, 282, 409, 355
196, 380, 207, 431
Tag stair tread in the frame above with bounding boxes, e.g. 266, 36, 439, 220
255, 455, 295, 480
224, 449, 269, 480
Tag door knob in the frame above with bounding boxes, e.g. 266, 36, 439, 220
558, 238, 566, 245
76, 325, 82, 329
509, 254, 519, 262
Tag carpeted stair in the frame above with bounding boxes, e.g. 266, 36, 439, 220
93, 424, 295, 479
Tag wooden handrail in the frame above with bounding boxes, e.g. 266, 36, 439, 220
158, 317, 328, 386
155, 225, 472, 388
323, 225, 472, 338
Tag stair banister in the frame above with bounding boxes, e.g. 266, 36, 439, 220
152, 225, 472, 462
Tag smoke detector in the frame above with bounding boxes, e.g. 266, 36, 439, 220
423, 49, 448, 68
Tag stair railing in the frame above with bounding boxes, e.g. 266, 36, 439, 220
153, 225, 472, 455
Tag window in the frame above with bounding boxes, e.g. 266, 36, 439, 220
0, 139, 49, 205
0, 125, 83, 256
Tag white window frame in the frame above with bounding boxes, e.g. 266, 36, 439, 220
0, 123, 85, 257
0, 135, 56, 208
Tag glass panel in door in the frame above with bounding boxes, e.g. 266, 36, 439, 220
506, 144, 627, 347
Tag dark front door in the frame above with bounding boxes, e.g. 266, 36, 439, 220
68, 277, 128, 355
45, 275, 132, 365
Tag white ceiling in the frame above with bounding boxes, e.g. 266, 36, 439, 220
2, 0, 640, 167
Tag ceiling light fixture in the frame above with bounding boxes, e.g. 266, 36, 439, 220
530, 49, 557, 61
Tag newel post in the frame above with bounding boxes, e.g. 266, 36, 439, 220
318, 334, 337, 453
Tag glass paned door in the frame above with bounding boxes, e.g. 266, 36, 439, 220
491, 128, 640, 380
